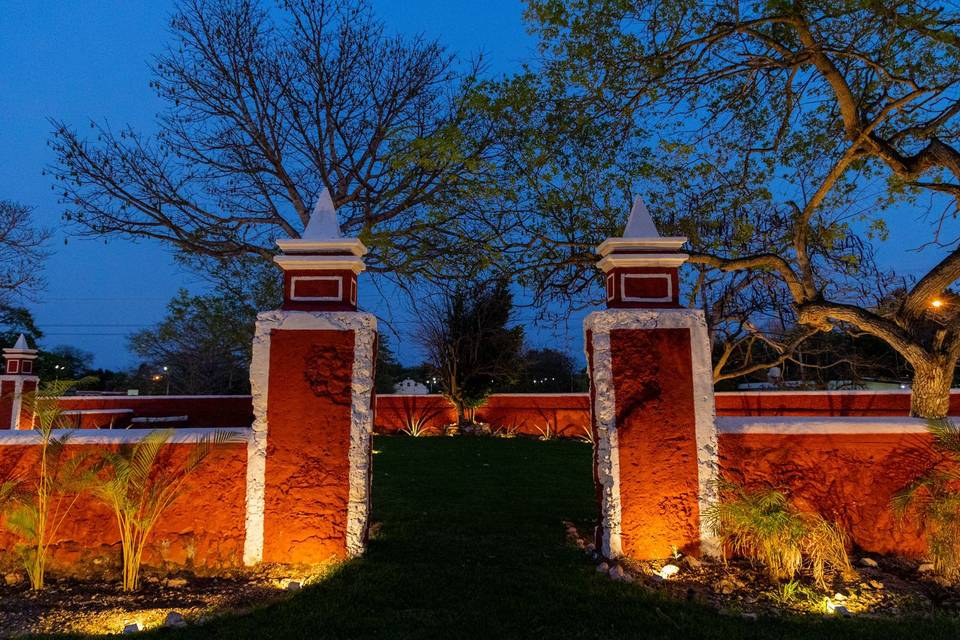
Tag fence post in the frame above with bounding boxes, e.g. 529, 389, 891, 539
1, 334, 39, 430
243, 189, 377, 565
584, 197, 719, 560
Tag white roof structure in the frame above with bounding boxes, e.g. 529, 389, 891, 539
596, 194, 688, 260
274, 188, 367, 272
3, 333, 37, 359
623, 196, 661, 238
302, 188, 342, 240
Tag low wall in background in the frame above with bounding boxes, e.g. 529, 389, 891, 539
375, 393, 591, 437
717, 417, 937, 557
44, 390, 960, 433
0, 429, 249, 575
714, 390, 960, 416
54, 395, 254, 429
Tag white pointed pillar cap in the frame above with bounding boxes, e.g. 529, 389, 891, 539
3, 333, 38, 374
3, 333, 36, 357
275, 188, 367, 273
596, 195, 688, 272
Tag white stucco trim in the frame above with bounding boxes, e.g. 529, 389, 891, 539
60, 409, 134, 416
584, 327, 622, 558
717, 416, 930, 435
597, 253, 688, 271
290, 275, 343, 302
0, 427, 249, 445
345, 316, 377, 557
584, 308, 720, 558
9, 378, 24, 430
243, 310, 377, 566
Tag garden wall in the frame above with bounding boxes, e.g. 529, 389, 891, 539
37, 391, 960, 437
714, 390, 960, 416
42, 390, 960, 434
717, 417, 936, 557
375, 393, 591, 437
53, 395, 253, 429
0, 429, 249, 575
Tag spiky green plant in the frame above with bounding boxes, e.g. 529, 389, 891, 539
93, 428, 241, 591
705, 481, 853, 588
893, 419, 960, 580
4, 379, 95, 590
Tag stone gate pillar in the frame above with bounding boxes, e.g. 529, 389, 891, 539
584, 197, 718, 560
243, 189, 376, 566
1, 334, 39, 430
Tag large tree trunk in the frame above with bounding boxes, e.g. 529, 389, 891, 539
910, 358, 955, 419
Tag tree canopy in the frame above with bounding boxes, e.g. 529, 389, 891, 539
50, 0, 502, 285
521, 0, 960, 416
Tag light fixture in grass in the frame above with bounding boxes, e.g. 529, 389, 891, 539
704, 480, 854, 588
892, 419, 960, 581
4, 379, 97, 590
93, 428, 243, 591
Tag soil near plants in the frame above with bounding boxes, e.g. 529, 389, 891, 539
565, 522, 960, 620
0, 564, 322, 637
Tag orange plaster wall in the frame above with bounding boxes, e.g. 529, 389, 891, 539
611, 328, 701, 558
262, 329, 355, 564
0, 442, 247, 574
718, 432, 935, 556
55, 396, 254, 429
374, 394, 592, 437
715, 391, 960, 416
375, 395, 456, 434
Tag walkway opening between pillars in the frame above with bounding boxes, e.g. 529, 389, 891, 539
239, 190, 718, 568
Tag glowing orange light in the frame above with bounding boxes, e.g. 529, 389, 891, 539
932, 298, 944, 309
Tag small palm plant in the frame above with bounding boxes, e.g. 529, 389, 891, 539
94, 428, 241, 591
893, 419, 960, 580
704, 480, 853, 588
4, 380, 95, 590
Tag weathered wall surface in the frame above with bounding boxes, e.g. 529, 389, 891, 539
0, 431, 248, 575
260, 329, 356, 564
717, 418, 936, 556
610, 328, 702, 559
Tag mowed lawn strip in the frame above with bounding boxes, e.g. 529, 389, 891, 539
50, 436, 960, 639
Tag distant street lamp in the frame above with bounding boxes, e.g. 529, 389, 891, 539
53, 364, 65, 384
162, 366, 170, 395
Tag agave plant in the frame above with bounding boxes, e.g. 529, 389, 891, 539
5, 380, 95, 590
704, 480, 853, 588
893, 419, 960, 580
94, 428, 241, 591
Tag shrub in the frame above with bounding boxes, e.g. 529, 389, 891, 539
4, 380, 95, 590
893, 419, 960, 580
705, 481, 853, 588
93, 428, 241, 591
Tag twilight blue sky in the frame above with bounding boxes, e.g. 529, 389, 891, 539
0, 0, 945, 369
0, 0, 550, 369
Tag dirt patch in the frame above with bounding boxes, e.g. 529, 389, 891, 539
0, 565, 327, 637
563, 521, 960, 619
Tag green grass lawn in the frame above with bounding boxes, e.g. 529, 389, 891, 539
147, 436, 957, 639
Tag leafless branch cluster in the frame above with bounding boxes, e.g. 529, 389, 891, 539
0, 200, 50, 303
